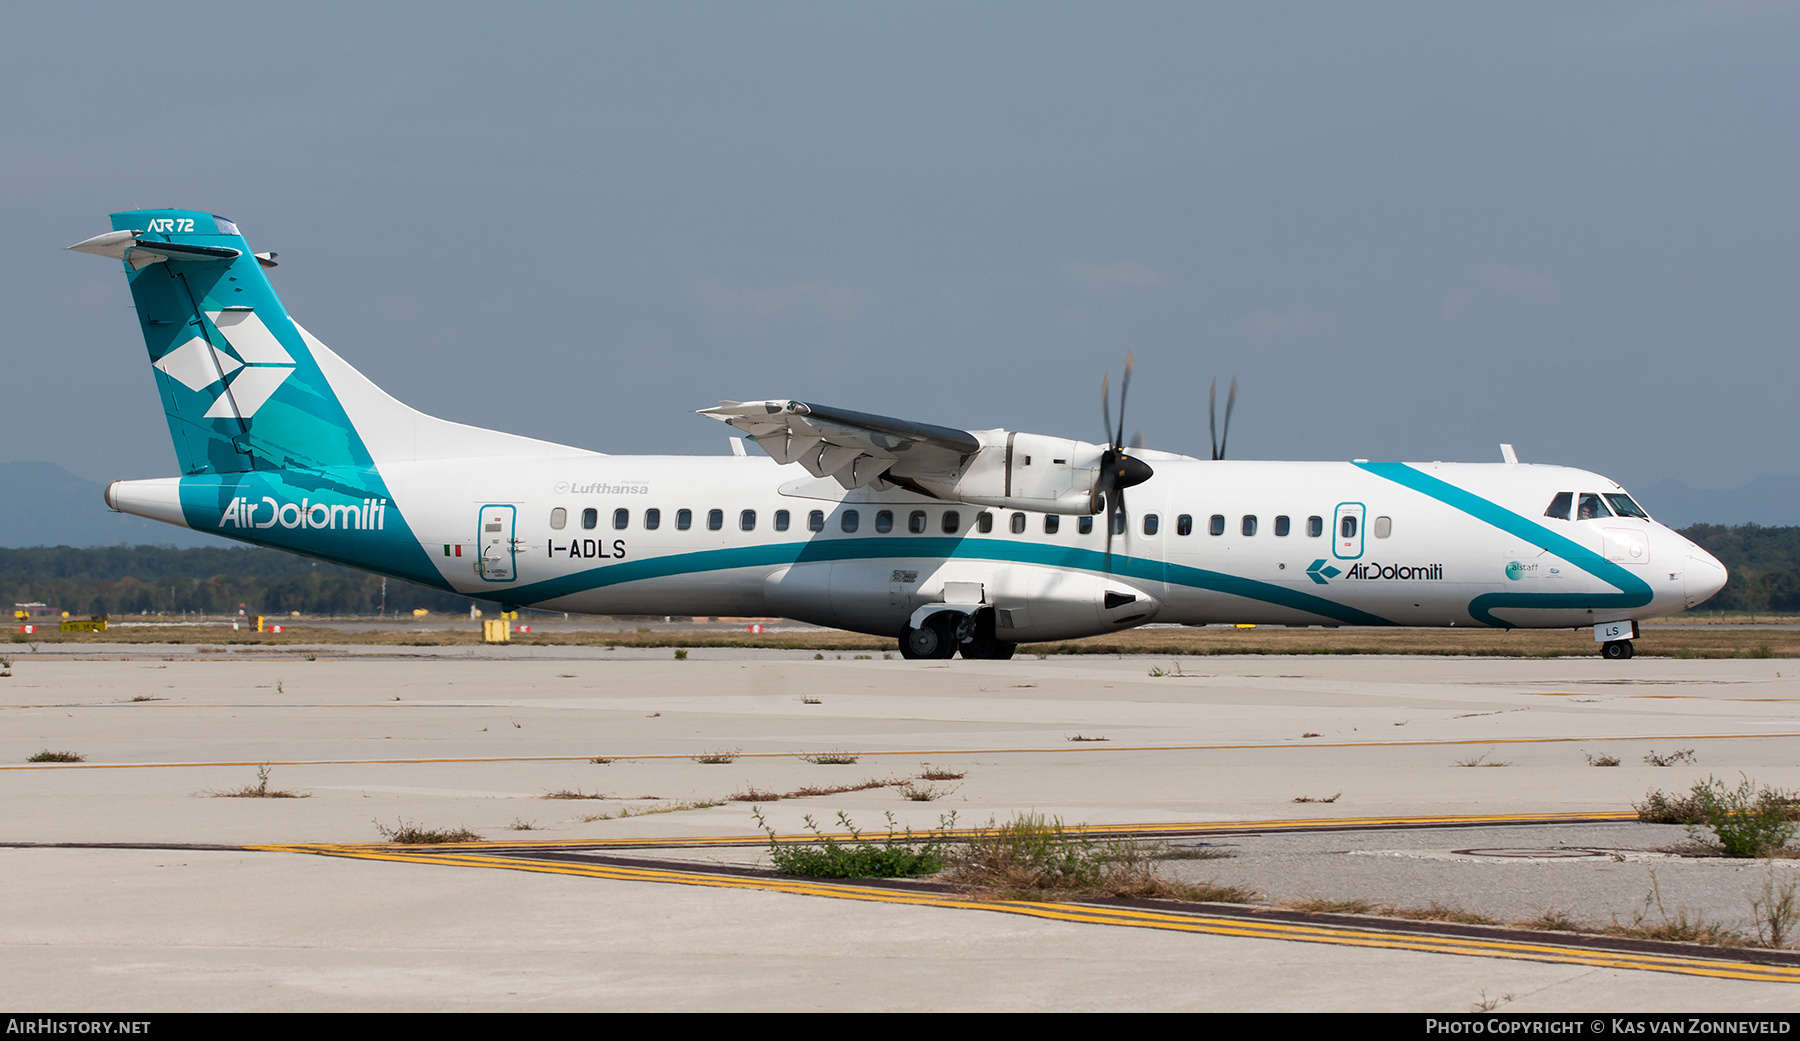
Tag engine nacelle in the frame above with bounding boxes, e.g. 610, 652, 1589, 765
911, 430, 1104, 515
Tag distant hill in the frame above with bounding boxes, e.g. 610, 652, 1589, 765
0, 461, 230, 548
1633, 476, 1800, 528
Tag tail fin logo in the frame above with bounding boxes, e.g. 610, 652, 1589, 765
150, 309, 296, 420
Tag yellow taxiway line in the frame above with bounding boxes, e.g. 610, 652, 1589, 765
257, 838, 1800, 984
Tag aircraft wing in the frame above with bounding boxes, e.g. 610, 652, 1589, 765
699, 400, 984, 491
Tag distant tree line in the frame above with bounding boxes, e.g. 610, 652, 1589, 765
0, 546, 496, 618
1, 524, 1794, 619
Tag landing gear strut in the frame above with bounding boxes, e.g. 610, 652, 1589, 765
1601, 639, 1634, 660
958, 609, 1017, 660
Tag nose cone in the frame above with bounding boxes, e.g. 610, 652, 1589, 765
1685, 546, 1729, 609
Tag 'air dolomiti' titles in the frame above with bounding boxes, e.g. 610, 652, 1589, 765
218, 496, 387, 531
1341, 562, 1443, 581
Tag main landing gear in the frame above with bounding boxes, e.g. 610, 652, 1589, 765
1601, 640, 1634, 660
899, 610, 1017, 661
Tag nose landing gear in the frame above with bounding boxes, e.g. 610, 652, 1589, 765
1601, 639, 1634, 660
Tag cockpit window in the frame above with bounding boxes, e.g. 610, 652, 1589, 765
1576, 493, 1612, 520
1543, 492, 1572, 521
1604, 494, 1649, 519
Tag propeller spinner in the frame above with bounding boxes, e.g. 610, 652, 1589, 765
1093, 353, 1154, 571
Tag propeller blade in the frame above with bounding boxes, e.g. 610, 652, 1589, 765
1208, 378, 1219, 461
1100, 370, 1112, 450
1218, 377, 1237, 461
1115, 352, 1134, 450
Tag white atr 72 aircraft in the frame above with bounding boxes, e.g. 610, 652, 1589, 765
71, 209, 1727, 660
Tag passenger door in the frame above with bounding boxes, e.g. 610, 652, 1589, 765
1332, 503, 1365, 561
477, 504, 517, 583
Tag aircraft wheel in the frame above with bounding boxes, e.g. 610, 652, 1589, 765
1601, 640, 1634, 660
901, 618, 954, 660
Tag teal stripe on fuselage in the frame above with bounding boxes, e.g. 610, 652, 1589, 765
502, 536, 1396, 626
1355, 461, 1652, 627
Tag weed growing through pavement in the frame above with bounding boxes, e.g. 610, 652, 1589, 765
1684, 776, 1800, 857
541, 789, 606, 800
754, 808, 952, 879
590, 757, 615, 765
730, 786, 784, 802
919, 765, 965, 781
1644, 748, 1696, 767
374, 819, 483, 844
1604, 870, 1746, 946
799, 752, 859, 765
1585, 752, 1621, 767
1453, 753, 1511, 767
208, 764, 308, 798
1751, 868, 1800, 948
27, 750, 83, 763
509, 818, 539, 831
801, 697, 822, 704
1300, 732, 1322, 739
1515, 907, 1583, 932
128, 695, 165, 703
1635, 787, 1709, 825
693, 749, 740, 764
1292, 792, 1341, 804
947, 812, 1255, 903
1066, 734, 1109, 742
673, 649, 687, 660
894, 780, 955, 801
576, 799, 724, 822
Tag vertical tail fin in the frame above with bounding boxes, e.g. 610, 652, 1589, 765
69, 210, 373, 475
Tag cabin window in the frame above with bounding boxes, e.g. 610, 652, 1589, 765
978, 512, 994, 533
1340, 515, 1358, 539
1176, 514, 1192, 536
1209, 514, 1225, 536
1241, 515, 1257, 537
1307, 515, 1323, 537
644, 508, 660, 531
740, 509, 756, 531
1373, 516, 1392, 538
1078, 516, 1094, 535
1143, 514, 1159, 536
1011, 512, 1026, 534
1544, 492, 1573, 521
582, 508, 598, 530
809, 510, 824, 532
774, 510, 790, 532
875, 510, 894, 534
549, 508, 567, 531
1604, 494, 1649, 519
614, 508, 629, 530
1044, 514, 1060, 534
1113, 513, 1127, 535
707, 509, 724, 531
841, 510, 860, 533
909, 510, 927, 534
677, 508, 693, 531
941, 511, 960, 533
1576, 493, 1612, 520
1274, 515, 1290, 537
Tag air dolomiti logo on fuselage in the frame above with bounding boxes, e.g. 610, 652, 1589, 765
218, 496, 388, 532
1306, 559, 1443, 586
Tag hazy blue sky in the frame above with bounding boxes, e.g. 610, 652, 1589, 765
6, 3, 1796, 494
